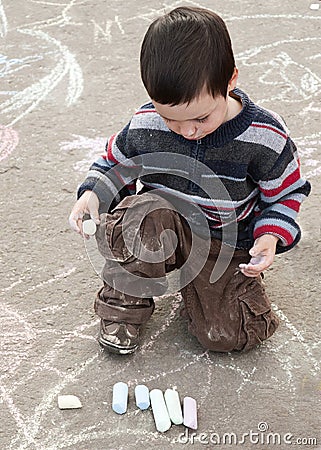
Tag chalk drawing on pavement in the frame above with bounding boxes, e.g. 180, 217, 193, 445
0, 124, 19, 161
60, 134, 106, 172
1, 288, 319, 448
0, 2, 320, 448
0, 0, 8, 38
0, 29, 83, 127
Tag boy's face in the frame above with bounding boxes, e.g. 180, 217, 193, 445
153, 93, 228, 140
152, 71, 239, 140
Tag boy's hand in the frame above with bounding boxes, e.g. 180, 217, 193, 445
69, 190, 100, 238
238, 234, 279, 277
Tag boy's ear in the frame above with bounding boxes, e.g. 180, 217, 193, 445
228, 67, 239, 92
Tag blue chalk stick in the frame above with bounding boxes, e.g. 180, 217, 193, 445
135, 384, 150, 410
112, 382, 128, 414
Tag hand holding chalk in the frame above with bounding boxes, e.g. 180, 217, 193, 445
68, 190, 100, 235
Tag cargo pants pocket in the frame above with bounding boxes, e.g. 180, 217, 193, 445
238, 280, 279, 351
95, 210, 136, 263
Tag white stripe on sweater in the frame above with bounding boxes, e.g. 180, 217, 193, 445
236, 123, 287, 154
141, 180, 259, 209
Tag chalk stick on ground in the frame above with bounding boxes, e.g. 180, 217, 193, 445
112, 382, 128, 414
135, 384, 150, 410
82, 218, 97, 235
164, 388, 183, 425
150, 389, 172, 433
183, 396, 198, 430
58, 394, 82, 410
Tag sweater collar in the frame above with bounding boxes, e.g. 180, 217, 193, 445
173, 88, 256, 147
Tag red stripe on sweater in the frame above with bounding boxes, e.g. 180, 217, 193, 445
201, 197, 257, 214
279, 199, 301, 212
260, 167, 300, 197
236, 199, 256, 221
114, 170, 126, 186
106, 134, 118, 164
251, 123, 288, 139
135, 109, 157, 115
113, 169, 136, 191
253, 224, 293, 245
201, 203, 235, 212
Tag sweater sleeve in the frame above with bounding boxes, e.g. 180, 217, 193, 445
251, 137, 311, 253
77, 122, 140, 211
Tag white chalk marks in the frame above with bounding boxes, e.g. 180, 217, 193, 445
296, 134, 321, 179
0, 303, 36, 376
0, 0, 83, 127
0, 0, 8, 38
92, 16, 125, 44
0, 29, 83, 127
24, 0, 84, 30
1, 291, 319, 449
236, 37, 321, 104
60, 134, 106, 172
0, 266, 91, 449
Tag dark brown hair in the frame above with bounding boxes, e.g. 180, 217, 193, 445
140, 7, 235, 105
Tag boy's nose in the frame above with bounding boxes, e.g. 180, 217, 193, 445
180, 122, 196, 138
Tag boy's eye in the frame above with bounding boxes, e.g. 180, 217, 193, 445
163, 116, 208, 124
196, 116, 208, 123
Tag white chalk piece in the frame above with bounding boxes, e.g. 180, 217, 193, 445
164, 388, 183, 425
150, 389, 172, 432
58, 395, 82, 410
135, 384, 150, 410
183, 396, 198, 430
112, 382, 128, 414
310, 3, 320, 10
82, 219, 97, 235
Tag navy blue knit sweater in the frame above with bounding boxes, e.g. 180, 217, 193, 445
78, 88, 311, 252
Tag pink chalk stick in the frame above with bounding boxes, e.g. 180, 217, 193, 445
183, 396, 198, 430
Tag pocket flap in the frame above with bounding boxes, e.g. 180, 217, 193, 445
239, 291, 270, 316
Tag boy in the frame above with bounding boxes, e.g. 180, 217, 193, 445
69, 7, 310, 354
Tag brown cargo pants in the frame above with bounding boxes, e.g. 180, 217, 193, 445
94, 192, 279, 352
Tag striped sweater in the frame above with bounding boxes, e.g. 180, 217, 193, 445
78, 88, 311, 252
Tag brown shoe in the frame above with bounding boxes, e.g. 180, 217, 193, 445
98, 320, 140, 355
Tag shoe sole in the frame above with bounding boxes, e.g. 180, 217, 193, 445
98, 335, 138, 355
